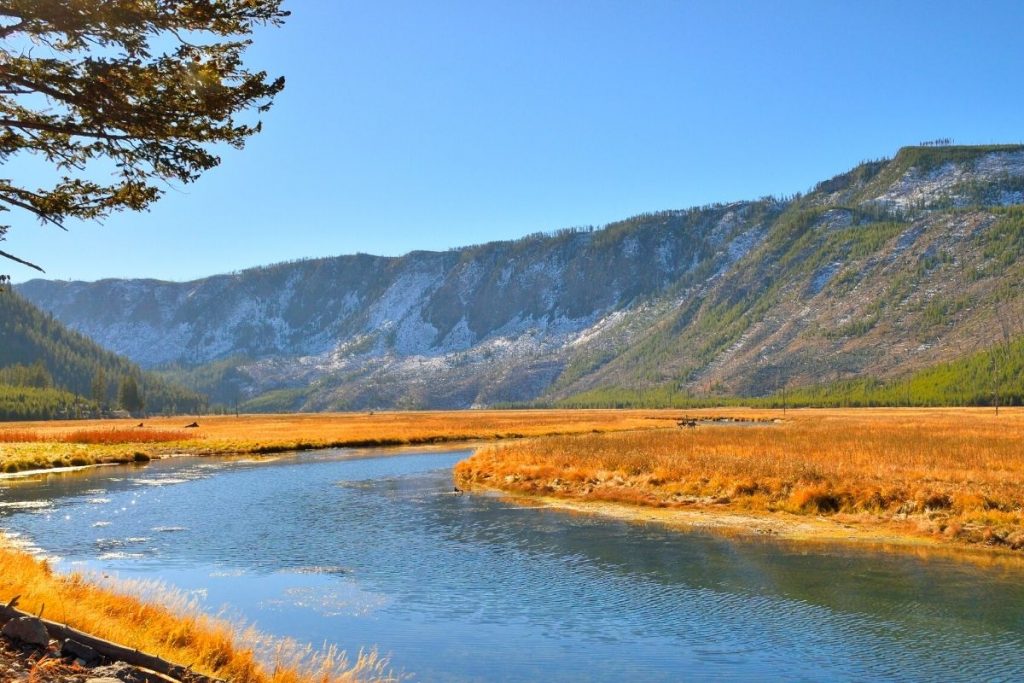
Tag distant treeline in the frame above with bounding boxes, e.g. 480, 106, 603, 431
0, 384, 96, 421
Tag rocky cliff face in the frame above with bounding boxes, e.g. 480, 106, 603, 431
19, 145, 1024, 409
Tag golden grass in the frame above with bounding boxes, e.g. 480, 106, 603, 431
0, 410, 680, 473
0, 428, 195, 445
0, 540, 393, 682
454, 407, 1024, 551
60, 428, 197, 444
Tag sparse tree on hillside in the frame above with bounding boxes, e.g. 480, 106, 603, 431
91, 366, 107, 409
0, 1, 288, 272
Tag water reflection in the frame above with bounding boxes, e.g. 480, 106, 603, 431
2, 450, 1024, 682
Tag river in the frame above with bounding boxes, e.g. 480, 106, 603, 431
1, 449, 1023, 681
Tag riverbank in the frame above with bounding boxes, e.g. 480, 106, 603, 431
0, 540, 391, 682
0, 410, 680, 681
454, 407, 1024, 554
477, 488, 1024, 569
0, 409, 680, 474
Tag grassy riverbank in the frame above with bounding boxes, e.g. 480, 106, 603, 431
0, 410, 679, 473
455, 408, 1024, 552
0, 541, 390, 681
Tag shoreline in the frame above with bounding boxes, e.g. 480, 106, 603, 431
0, 409, 689, 475
0, 534, 392, 683
472, 484, 1024, 566
7, 436, 1019, 565
0, 438, 490, 483
453, 410, 1024, 558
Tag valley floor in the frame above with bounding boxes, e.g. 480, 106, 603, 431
3, 407, 1023, 682
5, 407, 1023, 557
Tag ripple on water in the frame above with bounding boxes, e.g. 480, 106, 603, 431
98, 551, 147, 560
267, 584, 392, 618
133, 478, 190, 487
94, 537, 151, 552
209, 569, 247, 578
0, 500, 52, 510
288, 565, 350, 576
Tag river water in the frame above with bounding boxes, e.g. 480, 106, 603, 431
1, 449, 1023, 681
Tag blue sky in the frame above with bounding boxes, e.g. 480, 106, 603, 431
5, 1, 1024, 282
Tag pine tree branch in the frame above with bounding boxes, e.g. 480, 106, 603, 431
0, 248, 43, 271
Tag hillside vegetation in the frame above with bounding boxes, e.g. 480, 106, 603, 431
555, 319, 1024, 409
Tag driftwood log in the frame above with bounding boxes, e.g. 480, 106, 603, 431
1, 596, 224, 683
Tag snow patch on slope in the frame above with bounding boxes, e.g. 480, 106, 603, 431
874, 151, 1024, 210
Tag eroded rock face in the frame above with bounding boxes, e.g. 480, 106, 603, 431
16, 200, 776, 408
1, 616, 49, 647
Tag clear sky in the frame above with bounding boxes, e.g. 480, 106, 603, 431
5, 0, 1024, 283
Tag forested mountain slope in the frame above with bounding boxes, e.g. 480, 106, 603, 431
0, 291, 204, 418
19, 144, 1024, 409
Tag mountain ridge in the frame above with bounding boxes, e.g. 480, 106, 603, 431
18, 144, 1024, 410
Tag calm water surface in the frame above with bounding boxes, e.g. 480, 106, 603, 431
2, 449, 1023, 681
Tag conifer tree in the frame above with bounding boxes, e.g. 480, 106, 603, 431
118, 374, 144, 415
0, 1, 288, 271
91, 366, 107, 409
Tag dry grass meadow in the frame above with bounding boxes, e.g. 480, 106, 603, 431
0, 409, 679, 473
455, 407, 1024, 551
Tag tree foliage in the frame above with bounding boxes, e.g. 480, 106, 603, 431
0, 382, 91, 420
0, 0, 288, 270
118, 373, 143, 414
